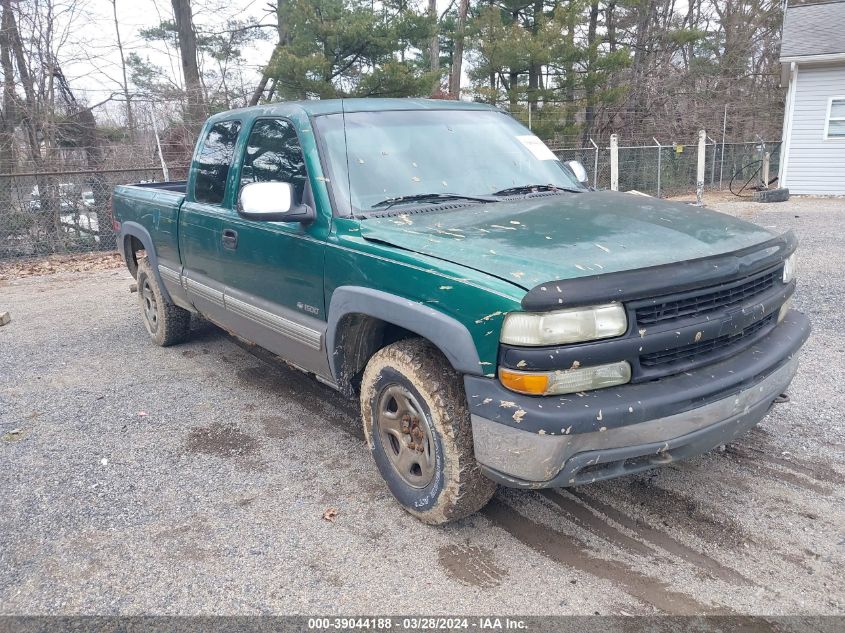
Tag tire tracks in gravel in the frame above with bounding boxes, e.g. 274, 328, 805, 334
482, 499, 730, 615
436, 543, 506, 589
557, 489, 754, 587
721, 441, 842, 497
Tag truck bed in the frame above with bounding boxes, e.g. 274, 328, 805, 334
128, 181, 188, 193
113, 181, 188, 271
113, 181, 187, 214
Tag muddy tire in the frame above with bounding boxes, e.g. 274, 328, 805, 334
360, 338, 496, 524
136, 257, 191, 347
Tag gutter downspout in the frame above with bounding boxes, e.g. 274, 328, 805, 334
779, 62, 798, 188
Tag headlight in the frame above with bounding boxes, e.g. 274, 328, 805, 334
500, 361, 632, 396
782, 252, 797, 284
500, 304, 627, 346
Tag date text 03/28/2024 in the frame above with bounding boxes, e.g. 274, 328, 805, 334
307, 617, 528, 630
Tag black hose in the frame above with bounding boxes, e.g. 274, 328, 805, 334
729, 160, 780, 197
729, 160, 762, 197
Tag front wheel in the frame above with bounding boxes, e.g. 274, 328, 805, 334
360, 339, 496, 524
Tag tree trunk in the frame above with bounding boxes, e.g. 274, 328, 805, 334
449, 0, 469, 98
626, 0, 657, 137
560, 0, 577, 129
2, 0, 50, 248
251, 1, 290, 105
581, 1, 600, 147
0, 0, 17, 176
428, 0, 439, 94
509, 71, 519, 109
606, 1, 617, 53
171, 0, 205, 133
0, 0, 16, 223
249, 68, 271, 106
527, 0, 544, 110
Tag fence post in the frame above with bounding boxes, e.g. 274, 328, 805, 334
719, 104, 728, 190
762, 152, 770, 190
589, 138, 599, 188
610, 134, 619, 191
696, 129, 706, 205
150, 106, 170, 181
708, 135, 717, 186
652, 137, 662, 198
755, 136, 766, 190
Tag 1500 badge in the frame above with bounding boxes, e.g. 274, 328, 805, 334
297, 301, 320, 316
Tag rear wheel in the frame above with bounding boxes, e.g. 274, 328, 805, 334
360, 338, 496, 524
136, 257, 191, 346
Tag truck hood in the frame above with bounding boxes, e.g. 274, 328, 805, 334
359, 191, 775, 290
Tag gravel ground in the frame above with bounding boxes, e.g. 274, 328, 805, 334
0, 196, 843, 616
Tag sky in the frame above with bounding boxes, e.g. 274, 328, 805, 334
62, 0, 454, 113
63, 0, 276, 105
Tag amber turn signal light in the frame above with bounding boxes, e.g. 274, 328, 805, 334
498, 369, 550, 395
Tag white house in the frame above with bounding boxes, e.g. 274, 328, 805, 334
779, 0, 845, 195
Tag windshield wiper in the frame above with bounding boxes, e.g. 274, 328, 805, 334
371, 192, 497, 210
492, 183, 583, 197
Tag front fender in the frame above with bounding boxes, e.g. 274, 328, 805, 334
326, 286, 483, 382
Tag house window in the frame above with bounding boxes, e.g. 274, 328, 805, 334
826, 98, 845, 139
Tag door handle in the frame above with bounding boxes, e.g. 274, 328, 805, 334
222, 228, 238, 250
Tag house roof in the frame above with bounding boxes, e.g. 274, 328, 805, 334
781, 0, 845, 60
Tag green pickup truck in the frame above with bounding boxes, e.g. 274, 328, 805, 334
113, 98, 809, 524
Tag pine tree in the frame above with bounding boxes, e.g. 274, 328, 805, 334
261, 0, 436, 100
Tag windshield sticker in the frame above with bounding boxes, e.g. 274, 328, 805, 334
516, 135, 558, 161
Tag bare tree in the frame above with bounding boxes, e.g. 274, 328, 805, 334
110, 0, 134, 137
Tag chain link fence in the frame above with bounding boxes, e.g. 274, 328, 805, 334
0, 140, 781, 262
0, 167, 165, 260
552, 141, 781, 198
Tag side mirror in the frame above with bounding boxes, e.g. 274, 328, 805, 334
237, 181, 314, 223
565, 160, 590, 186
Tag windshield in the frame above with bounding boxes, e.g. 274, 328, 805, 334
314, 109, 584, 216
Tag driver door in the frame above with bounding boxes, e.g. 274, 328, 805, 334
219, 118, 329, 377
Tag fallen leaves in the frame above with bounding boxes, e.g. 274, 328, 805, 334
322, 507, 339, 523
0, 252, 123, 282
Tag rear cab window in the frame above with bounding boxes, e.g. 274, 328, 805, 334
194, 120, 242, 205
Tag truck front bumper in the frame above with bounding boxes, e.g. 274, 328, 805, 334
465, 311, 810, 488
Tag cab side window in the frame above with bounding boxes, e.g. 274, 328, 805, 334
194, 120, 241, 205
240, 119, 308, 204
